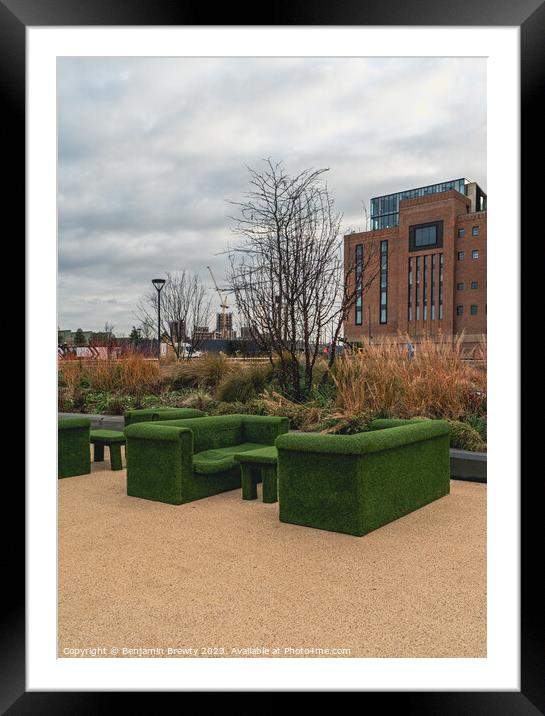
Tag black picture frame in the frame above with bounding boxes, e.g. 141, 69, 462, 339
7, 0, 537, 709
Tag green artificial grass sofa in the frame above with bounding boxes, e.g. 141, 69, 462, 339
276, 420, 451, 536
125, 414, 289, 505
58, 417, 91, 478
124, 407, 206, 426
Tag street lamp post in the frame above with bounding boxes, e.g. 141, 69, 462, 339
152, 278, 166, 359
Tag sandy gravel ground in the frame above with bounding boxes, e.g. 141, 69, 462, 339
58, 449, 486, 658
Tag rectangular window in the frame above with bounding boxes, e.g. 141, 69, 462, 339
457, 282, 464, 290
408, 257, 413, 321
379, 240, 388, 324
439, 254, 444, 320
472, 226, 479, 236
431, 254, 436, 320
457, 228, 465, 237
355, 244, 363, 325
471, 305, 478, 315
472, 249, 479, 259
471, 281, 479, 289
458, 251, 465, 261
423, 255, 428, 320
416, 256, 421, 320
456, 305, 464, 316
415, 225, 436, 248
409, 221, 443, 251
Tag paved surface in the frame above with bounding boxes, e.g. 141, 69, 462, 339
58, 454, 486, 658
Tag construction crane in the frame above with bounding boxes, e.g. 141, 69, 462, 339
206, 265, 231, 339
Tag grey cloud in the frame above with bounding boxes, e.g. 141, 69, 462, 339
58, 56, 486, 334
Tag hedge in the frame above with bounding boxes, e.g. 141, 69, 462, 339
276, 420, 450, 536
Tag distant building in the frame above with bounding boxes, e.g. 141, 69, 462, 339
192, 326, 216, 342
169, 319, 187, 343
216, 312, 236, 339
344, 178, 487, 348
240, 326, 253, 340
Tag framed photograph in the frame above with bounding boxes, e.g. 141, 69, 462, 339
8, 0, 538, 707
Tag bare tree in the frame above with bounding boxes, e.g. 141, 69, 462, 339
227, 159, 379, 399
136, 271, 212, 360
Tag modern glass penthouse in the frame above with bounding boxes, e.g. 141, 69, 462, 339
370, 178, 487, 230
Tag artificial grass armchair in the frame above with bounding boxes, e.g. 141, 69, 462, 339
276, 420, 451, 536
58, 417, 91, 478
125, 414, 289, 505
124, 407, 206, 427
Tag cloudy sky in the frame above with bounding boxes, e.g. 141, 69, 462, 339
58, 57, 486, 335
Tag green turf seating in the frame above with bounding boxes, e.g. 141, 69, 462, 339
234, 446, 279, 503
276, 420, 451, 536
90, 429, 125, 470
123, 407, 206, 427
58, 417, 91, 478
124, 414, 289, 505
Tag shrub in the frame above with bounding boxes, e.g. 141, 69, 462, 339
90, 354, 162, 395
318, 413, 373, 435
169, 354, 234, 389
448, 420, 487, 452
216, 364, 273, 403
59, 353, 162, 397
180, 389, 217, 413
213, 400, 253, 416
331, 333, 486, 421
256, 390, 324, 431
465, 414, 487, 442
59, 360, 86, 396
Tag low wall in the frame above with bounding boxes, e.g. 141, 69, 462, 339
58, 412, 124, 431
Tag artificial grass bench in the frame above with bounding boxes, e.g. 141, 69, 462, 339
124, 407, 206, 427
58, 417, 91, 478
276, 420, 451, 537
234, 446, 278, 503
124, 414, 289, 505
90, 430, 125, 471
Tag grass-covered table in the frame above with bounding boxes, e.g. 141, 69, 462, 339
234, 446, 278, 503
90, 430, 125, 471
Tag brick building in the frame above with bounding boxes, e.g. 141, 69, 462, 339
343, 178, 487, 347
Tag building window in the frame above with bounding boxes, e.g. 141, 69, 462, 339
423, 255, 428, 320
379, 240, 388, 324
355, 244, 363, 325
458, 251, 465, 261
439, 254, 444, 320
457, 282, 464, 290
415, 225, 436, 248
371, 180, 466, 229
471, 281, 479, 289
471, 305, 478, 315
416, 256, 421, 320
472, 249, 479, 259
431, 254, 436, 320
408, 257, 413, 321
409, 221, 444, 251
458, 228, 465, 237
472, 226, 479, 236
456, 305, 464, 316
